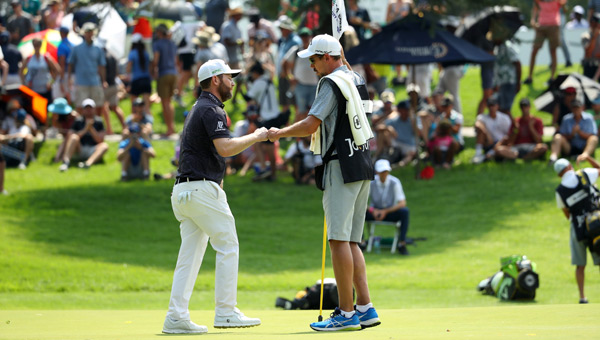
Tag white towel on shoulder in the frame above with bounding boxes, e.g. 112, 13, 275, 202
310, 70, 374, 155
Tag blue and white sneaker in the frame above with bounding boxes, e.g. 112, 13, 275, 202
355, 306, 381, 329
309, 308, 361, 332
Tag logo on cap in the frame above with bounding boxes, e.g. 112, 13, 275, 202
212, 68, 223, 75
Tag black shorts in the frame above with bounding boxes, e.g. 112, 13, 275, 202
178, 53, 195, 72
130, 77, 152, 96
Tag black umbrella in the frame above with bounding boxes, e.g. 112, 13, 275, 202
534, 73, 600, 113
456, 6, 523, 46
138, 0, 198, 21
345, 15, 495, 66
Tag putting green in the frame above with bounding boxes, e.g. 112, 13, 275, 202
0, 304, 598, 339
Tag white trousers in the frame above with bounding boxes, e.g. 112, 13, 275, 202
167, 180, 239, 320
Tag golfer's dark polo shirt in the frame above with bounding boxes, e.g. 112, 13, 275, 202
178, 91, 231, 184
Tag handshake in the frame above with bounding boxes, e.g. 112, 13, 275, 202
254, 127, 282, 142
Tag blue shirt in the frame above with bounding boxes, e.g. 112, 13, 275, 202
128, 50, 151, 81
559, 112, 598, 150
57, 38, 72, 66
277, 33, 302, 74
119, 137, 151, 166
69, 41, 106, 86
152, 39, 177, 77
386, 115, 416, 146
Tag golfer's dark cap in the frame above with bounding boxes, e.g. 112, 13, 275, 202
564, 86, 577, 94
571, 99, 583, 107
397, 100, 410, 110
487, 97, 498, 106
519, 98, 531, 107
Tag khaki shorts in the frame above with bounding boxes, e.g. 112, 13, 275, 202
104, 85, 119, 107
75, 85, 104, 108
534, 25, 560, 50
570, 226, 600, 266
157, 74, 177, 99
322, 159, 370, 243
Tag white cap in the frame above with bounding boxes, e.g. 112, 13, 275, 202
131, 33, 143, 43
82, 98, 96, 108
374, 159, 392, 173
554, 158, 570, 174
574, 5, 585, 15
297, 34, 342, 58
197, 59, 241, 83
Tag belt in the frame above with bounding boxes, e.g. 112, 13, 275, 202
175, 177, 209, 185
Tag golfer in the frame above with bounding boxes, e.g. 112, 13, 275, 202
268, 34, 380, 331
163, 59, 266, 334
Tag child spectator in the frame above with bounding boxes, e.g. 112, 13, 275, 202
428, 120, 459, 169
117, 123, 155, 181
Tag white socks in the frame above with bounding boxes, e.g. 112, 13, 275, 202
356, 303, 373, 313
340, 310, 355, 318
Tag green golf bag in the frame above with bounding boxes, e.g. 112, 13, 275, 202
477, 255, 539, 301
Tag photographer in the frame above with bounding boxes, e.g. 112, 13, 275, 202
554, 155, 600, 303
246, 62, 290, 181
117, 123, 155, 181
284, 136, 322, 185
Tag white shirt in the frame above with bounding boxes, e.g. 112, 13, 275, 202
556, 168, 600, 209
247, 75, 279, 121
283, 45, 319, 86
284, 140, 322, 169
477, 111, 512, 143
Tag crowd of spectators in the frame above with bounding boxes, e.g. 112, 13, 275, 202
1, 0, 600, 199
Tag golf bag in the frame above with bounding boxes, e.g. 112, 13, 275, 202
477, 255, 539, 301
275, 278, 340, 310
586, 211, 600, 255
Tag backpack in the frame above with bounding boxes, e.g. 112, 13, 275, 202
275, 278, 340, 310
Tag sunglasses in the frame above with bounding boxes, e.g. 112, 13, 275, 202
309, 55, 324, 65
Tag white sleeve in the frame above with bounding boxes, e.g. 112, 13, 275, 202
556, 192, 566, 209
394, 178, 406, 202
284, 143, 298, 160
584, 168, 600, 185
247, 78, 266, 100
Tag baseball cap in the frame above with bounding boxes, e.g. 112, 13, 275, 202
374, 159, 392, 173
519, 98, 531, 107
554, 158, 570, 174
10, 0, 20, 6
574, 5, 585, 15
563, 86, 576, 94
298, 27, 313, 36
82, 98, 96, 108
81, 22, 97, 33
406, 83, 420, 94
397, 100, 410, 110
441, 94, 454, 106
59, 26, 70, 34
48, 98, 73, 115
16, 108, 27, 121
487, 97, 498, 106
380, 89, 395, 103
132, 97, 145, 107
297, 34, 342, 58
571, 99, 583, 107
197, 59, 241, 83
131, 33, 143, 43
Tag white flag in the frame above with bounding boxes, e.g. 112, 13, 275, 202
332, 0, 349, 40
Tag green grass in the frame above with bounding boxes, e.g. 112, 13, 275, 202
1, 305, 599, 340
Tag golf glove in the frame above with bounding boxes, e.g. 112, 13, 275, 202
177, 190, 193, 204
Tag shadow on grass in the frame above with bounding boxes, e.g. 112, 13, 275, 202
7, 160, 558, 273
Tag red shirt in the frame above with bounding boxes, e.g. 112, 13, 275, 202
514, 116, 544, 145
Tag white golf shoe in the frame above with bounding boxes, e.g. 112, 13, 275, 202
162, 317, 208, 334
214, 308, 261, 328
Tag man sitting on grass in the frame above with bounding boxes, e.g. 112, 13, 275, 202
549, 99, 598, 164
472, 97, 512, 164
59, 98, 108, 171
495, 98, 548, 161
117, 123, 155, 181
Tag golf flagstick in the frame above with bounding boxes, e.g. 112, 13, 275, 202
318, 215, 327, 321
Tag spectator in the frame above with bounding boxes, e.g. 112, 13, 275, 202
371, 89, 397, 127
436, 63, 464, 114
275, 16, 301, 114
173, 18, 202, 107
0, 30, 22, 87
409, 63, 434, 101
386, 0, 412, 23
152, 24, 177, 136
554, 156, 600, 304
22, 0, 41, 31
282, 27, 318, 122
68, 22, 106, 118
204, 0, 229, 33
493, 37, 521, 117
495, 98, 548, 161
284, 136, 322, 185
428, 95, 463, 168
192, 28, 228, 95
220, 7, 244, 70
553, 86, 578, 130
245, 31, 276, 78
23, 38, 60, 104
7, 0, 34, 44
589, 0, 600, 24
524, 0, 567, 85
246, 62, 290, 181
117, 123, 155, 181
0, 108, 34, 169
52, 27, 73, 103
43, 0, 64, 30
472, 97, 512, 164
559, 4, 573, 68
583, 14, 600, 80
126, 33, 152, 114
301, 1, 320, 31
418, 89, 444, 144
376, 100, 417, 167
100, 42, 125, 135
566, 5, 589, 29
247, 8, 277, 45
347, 0, 377, 43
58, 98, 109, 171
550, 99, 598, 163
366, 159, 410, 255
588, 95, 600, 130
123, 98, 153, 141
47, 97, 76, 163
